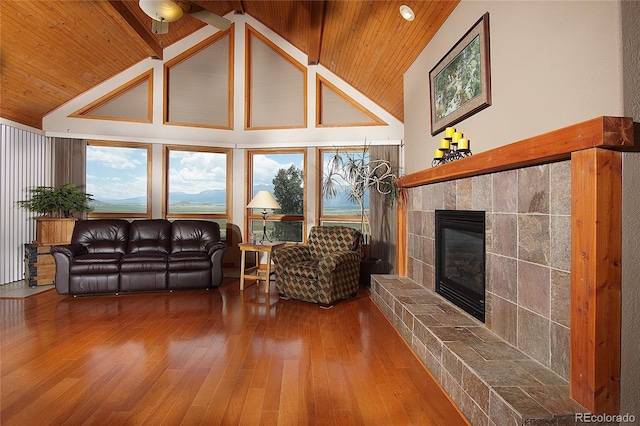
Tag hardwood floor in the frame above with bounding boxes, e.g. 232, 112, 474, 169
1, 278, 469, 425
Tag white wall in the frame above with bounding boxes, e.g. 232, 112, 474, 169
403, 1, 624, 174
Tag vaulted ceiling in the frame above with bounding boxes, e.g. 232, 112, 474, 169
0, 0, 458, 130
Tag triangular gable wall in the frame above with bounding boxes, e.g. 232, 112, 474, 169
316, 75, 386, 127
44, 14, 403, 147
70, 70, 153, 123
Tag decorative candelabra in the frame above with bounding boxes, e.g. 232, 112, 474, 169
432, 126, 472, 167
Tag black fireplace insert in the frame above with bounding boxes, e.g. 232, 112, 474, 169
435, 210, 485, 322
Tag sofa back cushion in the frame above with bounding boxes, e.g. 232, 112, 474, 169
307, 226, 361, 260
128, 219, 171, 254
171, 220, 221, 253
72, 219, 130, 254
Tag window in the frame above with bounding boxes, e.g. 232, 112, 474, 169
319, 147, 369, 232
247, 150, 305, 243
164, 146, 232, 240
86, 141, 151, 218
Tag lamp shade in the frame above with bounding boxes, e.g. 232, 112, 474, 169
139, 0, 184, 22
247, 190, 281, 210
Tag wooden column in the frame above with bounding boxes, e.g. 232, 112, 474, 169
570, 148, 622, 414
396, 188, 408, 276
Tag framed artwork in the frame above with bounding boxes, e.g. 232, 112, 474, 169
430, 12, 491, 135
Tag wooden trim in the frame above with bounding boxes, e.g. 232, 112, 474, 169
397, 116, 634, 188
570, 148, 622, 414
69, 70, 153, 123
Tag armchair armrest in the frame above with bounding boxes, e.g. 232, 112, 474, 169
319, 251, 360, 272
272, 245, 311, 264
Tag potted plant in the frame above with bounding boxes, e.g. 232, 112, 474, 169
18, 183, 93, 245
322, 143, 398, 259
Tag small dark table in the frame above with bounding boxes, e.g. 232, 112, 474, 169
359, 257, 381, 287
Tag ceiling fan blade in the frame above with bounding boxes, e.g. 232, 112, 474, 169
188, 9, 231, 30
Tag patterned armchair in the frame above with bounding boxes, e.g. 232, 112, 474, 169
272, 226, 362, 307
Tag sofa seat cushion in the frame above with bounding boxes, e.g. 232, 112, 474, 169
168, 251, 211, 271
120, 252, 167, 273
284, 260, 319, 280
121, 252, 167, 263
73, 253, 122, 264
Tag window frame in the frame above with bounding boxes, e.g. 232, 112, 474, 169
162, 145, 232, 224
246, 148, 306, 243
86, 140, 152, 219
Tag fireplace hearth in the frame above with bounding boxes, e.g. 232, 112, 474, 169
435, 210, 485, 322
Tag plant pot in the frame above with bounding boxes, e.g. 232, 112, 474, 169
34, 217, 77, 246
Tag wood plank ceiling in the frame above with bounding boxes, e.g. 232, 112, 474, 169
0, 0, 458, 130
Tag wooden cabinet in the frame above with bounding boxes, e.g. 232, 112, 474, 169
24, 244, 56, 286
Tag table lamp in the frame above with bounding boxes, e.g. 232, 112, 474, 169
247, 190, 281, 243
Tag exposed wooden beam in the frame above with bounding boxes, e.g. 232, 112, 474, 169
107, 0, 164, 60
308, 0, 325, 65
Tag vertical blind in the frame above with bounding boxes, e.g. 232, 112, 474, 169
0, 124, 52, 284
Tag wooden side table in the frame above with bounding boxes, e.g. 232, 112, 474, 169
238, 242, 285, 293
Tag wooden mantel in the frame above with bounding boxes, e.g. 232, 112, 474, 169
396, 116, 637, 415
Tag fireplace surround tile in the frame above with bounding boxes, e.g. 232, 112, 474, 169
550, 269, 571, 327
493, 169, 518, 213
518, 215, 550, 265
493, 213, 518, 257
517, 261, 551, 317
457, 178, 473, 210
489, 253, 518, 302
518, 307, 550, 365
549, 161, 572, 216
550, 215, 571, 271
371, 275, 587, 424
518, 165, 550, 214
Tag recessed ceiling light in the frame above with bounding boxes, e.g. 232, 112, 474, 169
399, 5, 415, 22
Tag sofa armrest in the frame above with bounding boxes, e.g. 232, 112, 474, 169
206, 242, 227, 287
206, 241, 227, 257
50, 244, 87, 295
51, 244, 88, 259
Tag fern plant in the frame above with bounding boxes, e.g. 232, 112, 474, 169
17, 183, 94, 218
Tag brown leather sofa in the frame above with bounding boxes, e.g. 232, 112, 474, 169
51, 219, 227, 295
